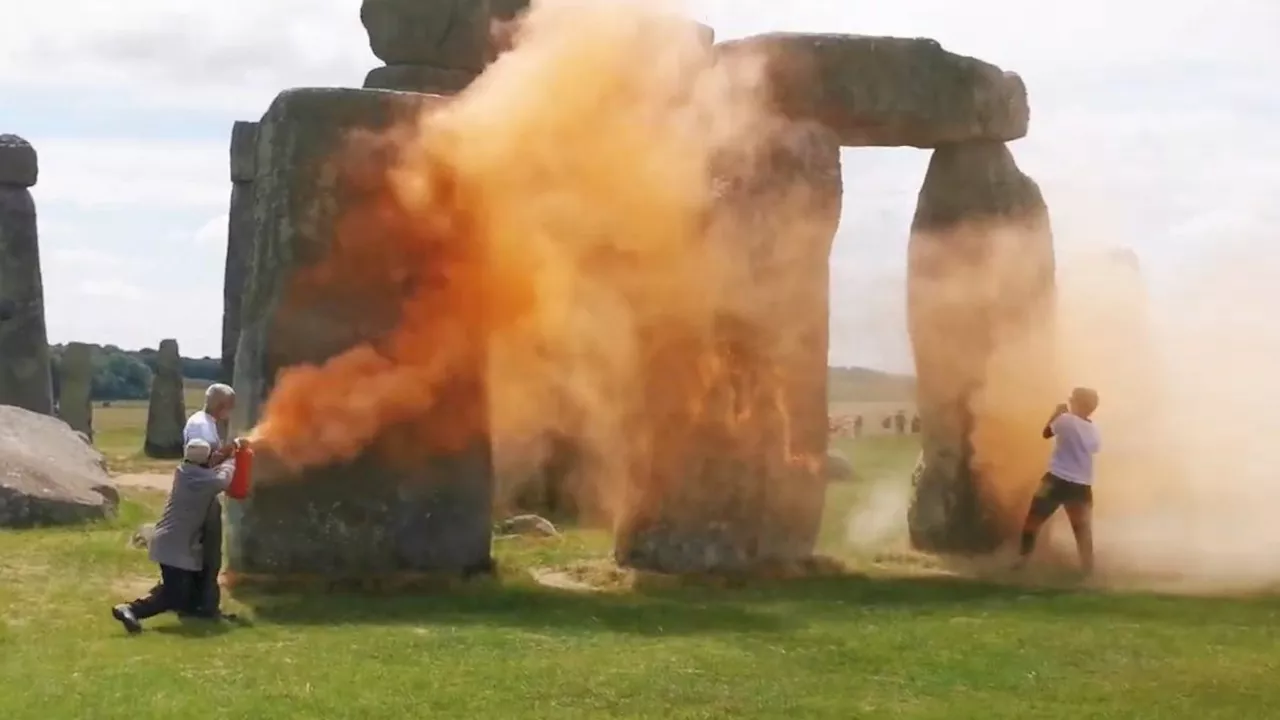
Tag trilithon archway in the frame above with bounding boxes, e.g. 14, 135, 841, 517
219, 3, 1058, 582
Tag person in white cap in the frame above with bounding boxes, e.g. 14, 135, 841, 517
111, 438, 236, 634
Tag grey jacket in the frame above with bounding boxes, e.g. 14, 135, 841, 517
149, 460, 235, 572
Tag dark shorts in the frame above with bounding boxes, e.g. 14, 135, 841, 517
1028, 473, 1092, 519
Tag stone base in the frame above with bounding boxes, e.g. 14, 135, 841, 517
615, 460, 827, 575
616, 524, 824, 575
906, 447, 1006, 554
223, 563, 495, 596
227, 441, 494, 578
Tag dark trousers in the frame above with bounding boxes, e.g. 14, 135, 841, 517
128, 564, 203, 620
194, 501, 223, 615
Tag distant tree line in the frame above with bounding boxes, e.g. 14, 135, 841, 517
41, 345, 911, 404
48, 344, 221, 402
827, 366, 916, 403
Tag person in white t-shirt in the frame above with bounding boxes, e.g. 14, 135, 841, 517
1014, 387, 1102, 574
181, 383, 239, 620
184, 384, 236, 460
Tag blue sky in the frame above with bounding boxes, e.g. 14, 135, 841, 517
1, 0, 1276, 372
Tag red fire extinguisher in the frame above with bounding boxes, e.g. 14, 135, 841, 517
227, 440, 254, 500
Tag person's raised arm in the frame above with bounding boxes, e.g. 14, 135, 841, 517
211, 435, 250, 465
211, 459, 236, 493
210, 443, 235, 465
1043, 402, 1069, 439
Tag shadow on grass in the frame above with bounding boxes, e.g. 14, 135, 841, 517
145, 614, 254, 639
245, 569, 1280, 637
152, 622, 234, 638
682, 571, 1280, 628
248, 582, 801, 637
241, 568, 1041, 638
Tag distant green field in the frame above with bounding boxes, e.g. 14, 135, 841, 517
828, 366, 915, 403
91, 383, 208, 473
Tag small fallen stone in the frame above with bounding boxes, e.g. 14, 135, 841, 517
496, 514, 558, 538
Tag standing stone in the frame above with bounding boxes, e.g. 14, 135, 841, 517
0, 134, 54, 416
143, 339, 186, 458
363, 65, 481, 94
614, 120, 841, 574
58, 342, 94, 439
222, 120, 258, 386
489, 0, 529, 20
906, 141, 1058, 554
361, 0, 495, 71
716, 34, 1028, 148
360, 0, 513, 92
228, 87, 493, 582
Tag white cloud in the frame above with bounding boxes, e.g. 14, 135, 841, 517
46, 247, 127, 268
0, 0, 373, 113
77, 280, 148, 301
194, 214, 230, 248
28, 139, 227, 209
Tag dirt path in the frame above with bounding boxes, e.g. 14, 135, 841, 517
111, 473, 171, 491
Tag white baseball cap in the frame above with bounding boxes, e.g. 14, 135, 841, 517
183, 438, 212, 464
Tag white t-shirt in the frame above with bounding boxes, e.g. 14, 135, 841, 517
183, 410, 222, 448
1048, 413, 1101, 485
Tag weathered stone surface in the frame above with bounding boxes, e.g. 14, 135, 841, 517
229, 87, 493, 579
229, 120, 258, 183
716, 34, 1028, 149
906, 141, 1057, 554
361, 0, 495, 70
57, 342, 94, 439
222, 183, 253, 384
489, 0, 529, 20
0, 183, 54, 416
614, 121, 839, 574
363, 64, 478, 94
222, 121, 258, 385
144, 339, 186, 458
0, 134, 37, 187
0, 405, 117, 528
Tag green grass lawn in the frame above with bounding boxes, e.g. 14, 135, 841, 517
6, 406, 1279, 717
3, 486, 1279, 719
